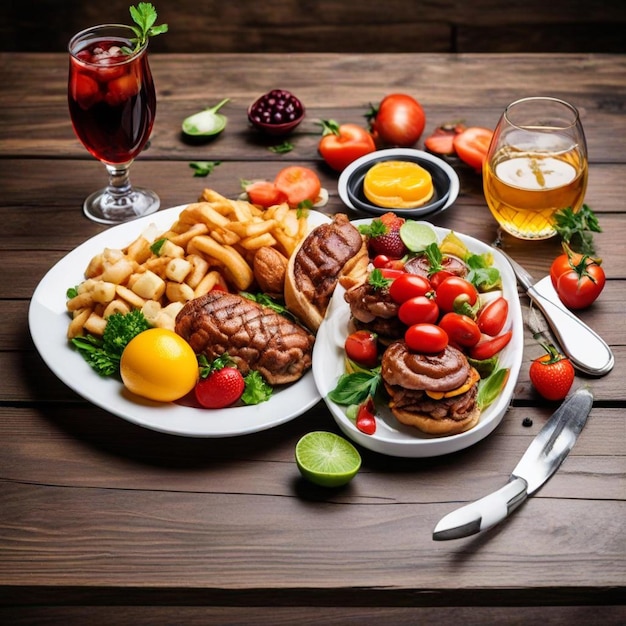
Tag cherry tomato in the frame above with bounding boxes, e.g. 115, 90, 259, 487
379, 267, 406, 280
550, 251, 606, 310
318, 120, 376, 171
245, 180, 287, 208
372, 254, 391, 268
428, 269, 455, 290
529, 350, 575, 401
368, 94, 426, 147
274, 166, 321, 206
469, 330, 513, 360
389, 273, 431, 304
438, 312, 481, 348
453, 127, 493, 171
405, 323, 449, 353
477, 296, 509, 336
435, 276, 478, 313
356, 396, 377, 435
344, 330, 379, 369
398, 296, 439, 326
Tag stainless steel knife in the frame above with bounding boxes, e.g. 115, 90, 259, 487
432, 387, 593, 541
498, 250, 614, 376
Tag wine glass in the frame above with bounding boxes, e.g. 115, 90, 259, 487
483, 96, 588, 240
68, 24, 159, 224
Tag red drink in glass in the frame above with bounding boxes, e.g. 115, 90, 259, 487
69, 37, 155, 164
68, 24, 159, 224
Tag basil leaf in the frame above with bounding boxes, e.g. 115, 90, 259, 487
328, 370, 381, 406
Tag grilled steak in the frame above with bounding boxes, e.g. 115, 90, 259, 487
284, 213, 367, 332
175, 291, 315, 385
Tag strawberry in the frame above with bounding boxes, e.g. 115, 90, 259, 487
360, 212, 408, 259
195, 366, 245, 409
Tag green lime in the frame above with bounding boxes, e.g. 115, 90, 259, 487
295, 431, 361, 487
399, 220, 438, 252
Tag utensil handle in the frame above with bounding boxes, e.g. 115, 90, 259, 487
529, 277, 614, 376
432, 477, 528, 541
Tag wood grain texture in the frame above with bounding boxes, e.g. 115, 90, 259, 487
0, 52, 624, 619
1, 0, 625, 53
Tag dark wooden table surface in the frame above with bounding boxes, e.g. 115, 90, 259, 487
1, 52, 624, 625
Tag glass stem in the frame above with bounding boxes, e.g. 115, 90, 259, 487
104, 162, 133, 200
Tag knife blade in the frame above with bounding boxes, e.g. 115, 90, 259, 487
432, 388, 593, 541
498, 250, 614, 376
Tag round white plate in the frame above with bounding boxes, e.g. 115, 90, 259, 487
337, 148, 460, 217
312, 219, 524, 457
28, 205, 330, 437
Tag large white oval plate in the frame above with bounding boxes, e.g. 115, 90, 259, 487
312, 219, 524, 457
28, 206, 330, 437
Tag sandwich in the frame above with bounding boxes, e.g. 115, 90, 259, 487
284, 213, 368, 332
381, 341, 481, 436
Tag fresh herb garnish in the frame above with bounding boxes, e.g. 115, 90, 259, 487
368, 268, 392, 290
466, 253, 501, 291
241, 292, 298, 322
150, 237, 167, 255
124, 3, 168, 53
189, 161, 221, 177
71, 310, 151, 377
553, 204, 602, 255
241, 370, 273, 404
269, 141, 294, 154
328, 368, 382, 406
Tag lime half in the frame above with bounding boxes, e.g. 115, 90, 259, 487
399, 221, 438, 252
295, 431, 361, 487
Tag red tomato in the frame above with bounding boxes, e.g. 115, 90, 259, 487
389, 273, 432, 304
345, 330, 379, 369
318, 121, 376, 171
274, 166, 321, 206
428, 269, 455, 290
438, 312, 481, 348
405, 323, 449, 353
356, 397, 377, 435
550, 251, 606, 310
435, 276, 478, 313
245, 180, 287, 208
398, 296, 439, 326
469, 330, 513, 360
369, 94, 426, 147
424, 123, 466, 156
379, 267, 406, 280
529, 351, 575, 401
477, 296, 509, 336
453, 127, 493, 171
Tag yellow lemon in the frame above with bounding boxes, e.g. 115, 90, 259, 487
363, 160, 434, 209
120, 328, 198, 402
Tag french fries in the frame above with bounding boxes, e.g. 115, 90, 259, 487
66, 189, 309, 339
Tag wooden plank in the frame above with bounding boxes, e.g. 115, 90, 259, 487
1, 1, 625, 53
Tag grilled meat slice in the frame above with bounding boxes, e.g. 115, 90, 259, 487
175, 291, 315, 385
285, 213, 367, 331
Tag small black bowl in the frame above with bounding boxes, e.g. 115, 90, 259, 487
338, 149, 459, 218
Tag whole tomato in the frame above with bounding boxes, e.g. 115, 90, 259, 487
438, 312, 481, 348
398, 296, 439, 326
435, 276, 478, 313
317, 119, 376, 171
345, 330, 379, 369
529, 345, 575, 401
550, 247, 606, 310
477, 296, 508, 336
405, 323, 448, 354
389, 273, 431, 304
367, 94, 426, 147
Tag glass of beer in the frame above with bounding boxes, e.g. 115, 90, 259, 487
483, 97, 588, 240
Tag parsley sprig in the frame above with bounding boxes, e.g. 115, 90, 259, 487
553, 204, 602, 255
125, 3, 168, 53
